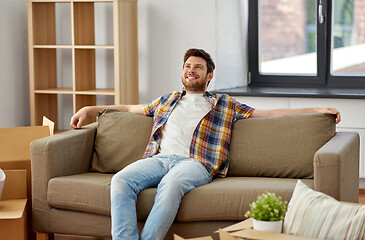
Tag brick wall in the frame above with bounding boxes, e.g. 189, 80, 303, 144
260, 0, 307, 61
260, 0, 365, 62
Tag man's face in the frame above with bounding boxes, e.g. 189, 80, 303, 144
181, 56, 213, 94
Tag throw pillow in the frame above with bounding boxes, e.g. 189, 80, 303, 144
228, 113, 336, 178
90, 109, 153, 173
283, 180, 365, 239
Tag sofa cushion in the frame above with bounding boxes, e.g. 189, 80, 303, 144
48, 172, 113, 216
47, 174, 313, 222
175, 177, 313, 222
90, 109, 153, 173
228, 113, 336, 178
284, 180, 365, 239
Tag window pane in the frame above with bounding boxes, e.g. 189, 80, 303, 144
332, 0, 365, 75
259, 0, 317, 75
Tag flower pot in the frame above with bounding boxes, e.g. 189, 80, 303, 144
252, 219, 283, 233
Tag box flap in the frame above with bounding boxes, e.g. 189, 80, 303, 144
42, 116, 55, 136
173, 234, 213, 240
0, 126, 50, 161
218, 230, 240, 240
218, 218, 253, 233
0, 199, 27, 219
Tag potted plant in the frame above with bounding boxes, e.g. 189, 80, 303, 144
245, 191, 287, 233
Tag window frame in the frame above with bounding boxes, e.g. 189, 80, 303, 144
248, 0, 365, 89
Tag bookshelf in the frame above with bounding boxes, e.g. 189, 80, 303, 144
28, 0, 139, 130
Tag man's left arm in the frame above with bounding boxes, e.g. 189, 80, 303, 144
250, 107, 341, 124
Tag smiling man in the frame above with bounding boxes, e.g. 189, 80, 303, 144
70, 48, 341, 240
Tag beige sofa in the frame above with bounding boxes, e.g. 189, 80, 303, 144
30, 111, 360, 240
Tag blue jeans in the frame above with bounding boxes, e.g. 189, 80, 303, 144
110, 155, 213, 240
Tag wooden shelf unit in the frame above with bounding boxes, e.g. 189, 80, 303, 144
28, 0, 139, 130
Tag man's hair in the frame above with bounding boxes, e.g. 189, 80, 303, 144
183, 48, 215, 74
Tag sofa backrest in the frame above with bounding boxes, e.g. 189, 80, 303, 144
228, 113, 336, 178
91, 109, 335, 178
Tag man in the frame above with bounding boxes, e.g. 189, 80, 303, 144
70, 48, 340, 240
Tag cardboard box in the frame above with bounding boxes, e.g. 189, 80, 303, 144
0, 169, 27, 240
0, 125, 51, 200
0, 199, 28, 240
0, 123, 52, 240
217, 218, 318, 240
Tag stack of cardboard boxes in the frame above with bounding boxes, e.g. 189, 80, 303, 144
0, 122, 52, 240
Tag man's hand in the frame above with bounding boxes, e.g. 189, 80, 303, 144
70, 107, 89, 129
317, 107, 341, 124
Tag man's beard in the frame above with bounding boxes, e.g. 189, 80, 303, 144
181, 74, 209, 93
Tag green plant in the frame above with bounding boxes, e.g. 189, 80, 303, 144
245, 191, 288, 221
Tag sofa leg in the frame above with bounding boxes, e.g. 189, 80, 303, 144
36, 232, 54, 240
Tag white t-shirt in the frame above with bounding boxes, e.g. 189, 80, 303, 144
158, 93, 211, 157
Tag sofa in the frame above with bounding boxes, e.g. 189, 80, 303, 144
30, 110, 360, 240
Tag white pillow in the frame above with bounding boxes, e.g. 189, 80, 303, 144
284, 180, 365, 239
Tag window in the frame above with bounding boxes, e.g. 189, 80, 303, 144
248, 0, 365, 88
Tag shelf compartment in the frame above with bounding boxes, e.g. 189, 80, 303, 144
95, 48, 114, 89
74, 2, 95, 45
75, 49, 96, 91
32, 2, 56, 45
75, 48, 114, 92
33, 48, 73, 90
94, 2, 114, 46
33, 48, 57, 89
32, 2, 71, 45
34, 94, 58, 129
73, 2, 114, 46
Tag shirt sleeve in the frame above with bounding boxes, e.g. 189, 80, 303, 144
143, 96, 162, 117
233, 98, 255, 121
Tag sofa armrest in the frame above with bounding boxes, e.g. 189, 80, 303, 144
314, 132, 360, 202
30, 123, 97, 232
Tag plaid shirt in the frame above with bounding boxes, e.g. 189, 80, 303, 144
143, 91, 254, 177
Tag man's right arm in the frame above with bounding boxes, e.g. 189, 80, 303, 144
70, 104, 144, 129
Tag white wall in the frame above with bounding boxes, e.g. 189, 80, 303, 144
0, 0, 30, 128
138, 0, 216, 104
215, 0, 248, 90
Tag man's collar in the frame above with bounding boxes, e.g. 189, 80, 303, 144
181, 89, 213, 98
204, 91, 213, 98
